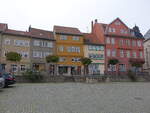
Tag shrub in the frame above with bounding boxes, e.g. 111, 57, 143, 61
22, 69, 43, 82
127, 70, 137, 82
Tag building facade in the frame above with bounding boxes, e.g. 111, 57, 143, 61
54, 26, 84, 75
29, 27, 55, 71
0, 24, 31, 74
83, 33, 105, 75
143, 29, 150, 73
92, 18, 144, 74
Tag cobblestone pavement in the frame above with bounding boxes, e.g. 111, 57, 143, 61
0, 83, 150, 113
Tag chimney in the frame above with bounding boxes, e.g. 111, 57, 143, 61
95, 19, 98, 23
91, 21, 93, 33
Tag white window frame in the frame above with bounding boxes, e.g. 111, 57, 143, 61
60, 35, 67, 40
33, 40, 40, 46
72, 36, 79, 41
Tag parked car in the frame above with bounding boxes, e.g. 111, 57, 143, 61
0, 75, 5, 88
2, 73, 16, 87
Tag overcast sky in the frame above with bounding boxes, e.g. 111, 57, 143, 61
0, 0, 149, 34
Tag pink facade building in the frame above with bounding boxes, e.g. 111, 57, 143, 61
91, 18, 144, 74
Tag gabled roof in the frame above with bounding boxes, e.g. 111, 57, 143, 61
4, 29, 29, 37
94, 18, 144, 39
83, 33, 104, 45
0, 23, 8, 32
54, 25, 82, 36
108, 17, 129, 29
29, 27, 54, 40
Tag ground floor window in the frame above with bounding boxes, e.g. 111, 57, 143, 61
33, 64, 45, 71
89, 64, 100, 75
131, 67, 142, 72
119, 64, 126, 72
11, 64, 17, 72
20, 65, 26, 71
58, 66, 81, 75
108, 65, 116, 71
59, 66, 68, 74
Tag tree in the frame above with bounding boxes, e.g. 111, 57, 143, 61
81, 57, 92, 75
6, 52, 22, 74
108, 59, 119, 73
46, 55, 59, 75
108, 59, 119, 65
6, 52, 21, 62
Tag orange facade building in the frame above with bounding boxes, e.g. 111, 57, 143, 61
54, 26, 84, 75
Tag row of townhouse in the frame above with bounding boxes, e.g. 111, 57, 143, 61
0, 17, 145, 76
0, 24, 55, 74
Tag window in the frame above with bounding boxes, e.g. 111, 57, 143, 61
120, 29, 127, 34
108, 28, 112, 32
120, 50, 124, 57
33, 51, 42, 58
100, 46, 104, 51
139, 51, 143, 58
58, 46, 64, 52
33, 40, 40, 46
4, 39, 10, 45
115, 21, 121, 25
106, 37, 110, 44
112, 28, 116, 32
11, 64, 17, 72
119, 40, 124, 46
108, 28, 115, 33
111, 38, 115, 44
107, 49, 111, 57
137, 41, 141, 47
43, 52, 51, 58
60, 35, 67, 40
126, 40, 130, 46
119, 64, 126, 72
72, 58, 80, 62
132, 40, 136, 47
132, 51, 137, 58
20, 65, 26, 71
22, 52, 29, 58
72, 36, 79, 41
14, 40, 30, 47
67, 46, 80, 53
47, 42, 53, 48
112, 50, 116, 57
59, 57, 66, 62
88, 45, 93, 51
25, 41, 29, 46
126, 51, 130, 58
89, 54, 104, 60
108, 65, 116, 71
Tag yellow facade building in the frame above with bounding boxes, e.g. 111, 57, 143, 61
54, 26, 84, 75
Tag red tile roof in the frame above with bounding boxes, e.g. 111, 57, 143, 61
29, 27, 54, 40
54, 25, 82, 36
4, 29, 29, 37
0, 23, 7, 32
83, 33, 103, 45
